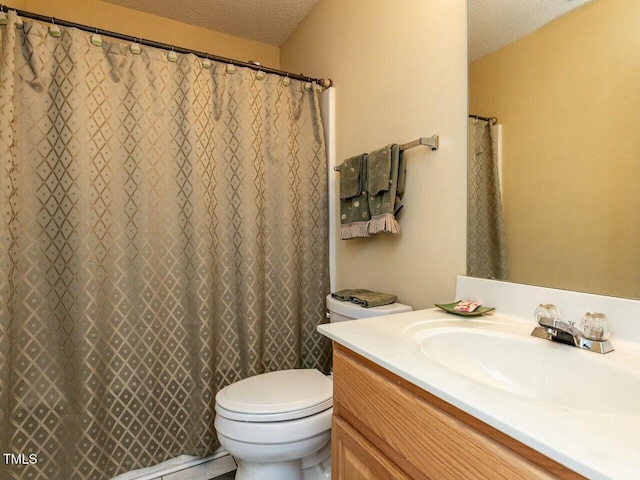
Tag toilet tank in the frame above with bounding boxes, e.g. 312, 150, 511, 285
326, 294, 412, 323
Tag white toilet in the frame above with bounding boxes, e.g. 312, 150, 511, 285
214, 294, 412, 480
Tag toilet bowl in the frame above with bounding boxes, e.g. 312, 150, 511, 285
215, 369, 333, 480
214, 294, 412, 480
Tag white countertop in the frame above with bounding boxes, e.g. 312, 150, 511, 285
319, 307, 640, 480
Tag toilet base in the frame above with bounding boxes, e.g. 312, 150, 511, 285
235, 456, 330, 480
236, 459, 301, 480
231, 437, 331, 480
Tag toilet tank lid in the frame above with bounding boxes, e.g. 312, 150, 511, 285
326, 294, 412, 319
215, 369, 332, 420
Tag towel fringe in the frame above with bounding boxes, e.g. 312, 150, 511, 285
368, 213, 400, 235
340, 221, 370, 240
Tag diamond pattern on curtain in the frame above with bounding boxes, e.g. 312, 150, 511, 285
467, 118, 508, 280
0, 11, 330, 480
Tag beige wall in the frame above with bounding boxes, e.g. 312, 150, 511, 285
3, 0, 279, 68
469, 0, 640, 298
282, 0, 468, 309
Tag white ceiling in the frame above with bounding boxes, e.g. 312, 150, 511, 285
101, 0, 319, 47
469, 0, 593, 62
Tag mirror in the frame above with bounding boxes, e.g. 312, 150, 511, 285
468, 0, 640, 299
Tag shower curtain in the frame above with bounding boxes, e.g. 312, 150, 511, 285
0, 11, 331, 480
467, 118, 507, 280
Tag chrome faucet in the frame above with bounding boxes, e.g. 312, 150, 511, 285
531, 312, 614, 354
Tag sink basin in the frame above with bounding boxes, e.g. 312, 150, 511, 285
403, 320, 640, 416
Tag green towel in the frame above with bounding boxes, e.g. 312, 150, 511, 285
339, 144, 406, 239
331, 289, 398, 308
394, 147, 406, 217
331, 288, 372, 302
367, 144, 401, 235
339, 154, 364, 199
366, 146, 391, 196
339, 154, 371, 239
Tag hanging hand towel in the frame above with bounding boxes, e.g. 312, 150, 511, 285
339, 154, 371, 239
367, 144, 402, 235
394, 146, 407, 217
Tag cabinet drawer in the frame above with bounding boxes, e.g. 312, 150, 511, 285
333, 345, 575, 479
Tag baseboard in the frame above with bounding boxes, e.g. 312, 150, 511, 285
162, 454, 236, 480
111, 450, 236, 480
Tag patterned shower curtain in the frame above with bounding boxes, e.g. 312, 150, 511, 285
467, 118, 507, 280
0, 11, 331, 480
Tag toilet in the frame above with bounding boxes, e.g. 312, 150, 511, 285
214, 294, 412, 480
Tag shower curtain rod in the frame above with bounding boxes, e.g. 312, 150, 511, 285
0, 5, 333, 89
469, 114, 498, 125
332, 135, 439, 171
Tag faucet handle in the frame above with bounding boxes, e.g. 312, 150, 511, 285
534, 304, 561, 325
580, 312, 611, 341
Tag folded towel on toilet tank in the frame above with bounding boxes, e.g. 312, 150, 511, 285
331, 289, 398, 308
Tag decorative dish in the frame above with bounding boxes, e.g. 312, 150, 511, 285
435, 302, 495, 317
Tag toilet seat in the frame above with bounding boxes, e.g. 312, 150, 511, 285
215, 406, 333, 444
215, 369, 333, 422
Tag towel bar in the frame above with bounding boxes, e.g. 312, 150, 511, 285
333, 135, 438, 171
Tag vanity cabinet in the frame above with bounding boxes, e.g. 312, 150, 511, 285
331, 343, 583, 480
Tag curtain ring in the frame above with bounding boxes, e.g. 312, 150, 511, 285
167, 45, 178, 62
90, 27, 103, 46
130, 37, 142, 54
203, 53, 212, 69
49, 17, 62, 37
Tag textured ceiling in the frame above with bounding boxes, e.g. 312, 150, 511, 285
101, 0, 319, 46
470, 0, 593, 62
101, 0, 593, 57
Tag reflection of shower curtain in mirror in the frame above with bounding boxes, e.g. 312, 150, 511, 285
467, 118, 507, 280
0, 11, 331, 480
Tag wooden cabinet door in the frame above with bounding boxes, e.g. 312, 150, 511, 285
332, 416, 410, 480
